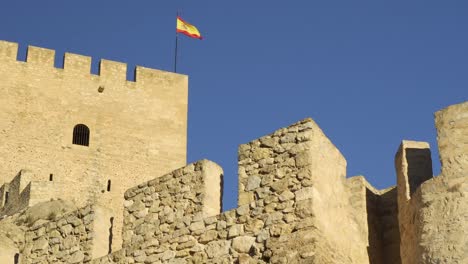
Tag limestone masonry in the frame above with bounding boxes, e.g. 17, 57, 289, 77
0, 40, 466, 264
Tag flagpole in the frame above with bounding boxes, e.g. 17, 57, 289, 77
174, 10, 180, 73
174, 32, 179, 73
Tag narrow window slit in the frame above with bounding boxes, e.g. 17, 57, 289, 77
107, 180, 111, 192
49, 174, 53, 181
108, 217, 114, 254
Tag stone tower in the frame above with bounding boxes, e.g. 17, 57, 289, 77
0, 40, 188, 250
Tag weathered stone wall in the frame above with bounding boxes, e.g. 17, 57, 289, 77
0, 40, 189, 249
237, 118, 370, 263
121, 160, 223, 248
435, 101, 468, 179
0, 62, 464, 264
396, 102, 468, 264
21, 205, 95, 263
92, 118, 375, 263
410, 102, 468, 263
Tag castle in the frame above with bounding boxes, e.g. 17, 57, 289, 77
0, 40, 466, 264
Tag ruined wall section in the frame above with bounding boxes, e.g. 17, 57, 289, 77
1, 170, 70, 216
21, 205, 95, 263
121, 160, 223, 248
435, 101, 467, 179
237, 118, 370, 263
93, 118, 371, 263
408, 102, 467, 263
396, 102, 468, 264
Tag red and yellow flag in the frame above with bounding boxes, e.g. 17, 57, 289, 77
176, 16, 202, 40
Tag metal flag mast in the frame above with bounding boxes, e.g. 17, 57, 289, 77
174, 10, 180, 73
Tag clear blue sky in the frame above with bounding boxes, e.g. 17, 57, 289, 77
1, 1, 466, 210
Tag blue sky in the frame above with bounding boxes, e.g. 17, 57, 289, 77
1, 1, 466, 210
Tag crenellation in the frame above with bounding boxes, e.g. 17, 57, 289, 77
134, 66, 188, 91
0, 40, 186, 86
63, 52, 92, 74
0, 40, 18, 62
26, 45, 55, 67
99, 59, 128, 83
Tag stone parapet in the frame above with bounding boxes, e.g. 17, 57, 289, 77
0, 40, 188, 86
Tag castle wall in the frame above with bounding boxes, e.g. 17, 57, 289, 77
0, 48, 463, 264
121, 160, 223, 248
92, 118, 373, 263
0, 40, 188, 249
396, 104, 468, 264
21, 205, 96, 263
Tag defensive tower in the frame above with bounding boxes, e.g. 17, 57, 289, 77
0, 40, 188, 250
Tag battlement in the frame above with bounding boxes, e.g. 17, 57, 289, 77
0, 40, 186, 86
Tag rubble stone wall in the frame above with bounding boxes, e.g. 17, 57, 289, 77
21, 205, 95, 263
93, 118, 374, 263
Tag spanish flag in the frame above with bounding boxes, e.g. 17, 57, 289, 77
176, 16, 203, 40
